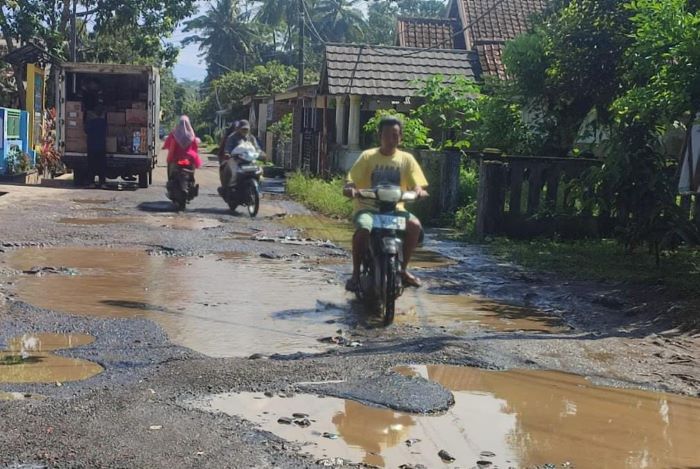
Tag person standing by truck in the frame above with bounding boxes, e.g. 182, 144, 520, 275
85, 105, 107, 188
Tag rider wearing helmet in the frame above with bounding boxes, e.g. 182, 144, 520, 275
343, 116, 429, 292
219, 120, 263, 194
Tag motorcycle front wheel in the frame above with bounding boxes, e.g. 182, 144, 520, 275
247, 180, 260, 218
381, 254, 398, 326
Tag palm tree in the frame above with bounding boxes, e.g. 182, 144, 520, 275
183, 0, 261, 79
312, 0, 366, 43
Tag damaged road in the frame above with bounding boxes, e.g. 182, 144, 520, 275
1, 162, 699, 468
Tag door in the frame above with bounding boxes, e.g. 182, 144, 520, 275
55, 67, 66, 153
148, 67, 161, 165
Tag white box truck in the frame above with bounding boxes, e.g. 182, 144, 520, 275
55, 63, 160, 188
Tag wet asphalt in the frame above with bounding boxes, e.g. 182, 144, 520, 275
0, 159, 698, 468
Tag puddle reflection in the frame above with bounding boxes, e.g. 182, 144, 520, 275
9, 247, 347, 357
191, 366, 700, 468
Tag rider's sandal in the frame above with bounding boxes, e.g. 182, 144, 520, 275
402, 272, 422, 288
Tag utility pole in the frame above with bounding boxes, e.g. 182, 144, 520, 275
297, 0, 305, 87
70, 0, 77, 61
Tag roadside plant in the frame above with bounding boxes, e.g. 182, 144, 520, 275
363, 110, 432, 149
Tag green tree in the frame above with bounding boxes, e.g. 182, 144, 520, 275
366, 0, 446, 45
312, 0, 367, 43
183, 0, 263, 80
503, 0, 632, 155
412, 75, 481, 150
0, 0, 195, 106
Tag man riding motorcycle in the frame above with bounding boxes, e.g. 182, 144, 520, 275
343, 116, 429, 292
218, 119, 263, 195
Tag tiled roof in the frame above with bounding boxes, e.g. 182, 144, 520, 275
321, 44, 477, 97
475, 42, 507, 79
396, 17, 458, 49
448, 0, 547, 78
460, 0, 547, 44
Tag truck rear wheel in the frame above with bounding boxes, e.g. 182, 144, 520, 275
138, 172, 148, 188
73, 169, 87, 187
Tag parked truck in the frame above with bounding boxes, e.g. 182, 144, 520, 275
55, 63, 160, 188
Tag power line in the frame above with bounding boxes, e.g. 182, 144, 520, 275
301, 0, 326, 45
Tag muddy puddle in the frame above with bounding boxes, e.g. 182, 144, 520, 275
57, 216, 222, 230
398, 291, 568, 334
190, 365, 700, 468
1, 332, 102, 384
283, 215, 454, 269
8, 247, 347, 357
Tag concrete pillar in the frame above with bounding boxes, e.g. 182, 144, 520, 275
335, 95, 345, 145
348, 95, 361, 149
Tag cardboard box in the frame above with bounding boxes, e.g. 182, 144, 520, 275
65, 137, 87, 153
125, 108, 148, 125
107, 112, 126, 126
131, 102, 147, 110
67, 118, 84, 129
66, 101, 82, 112
65, 127, 84, 139
106, 137, 118, 153
108, 125, 127, 137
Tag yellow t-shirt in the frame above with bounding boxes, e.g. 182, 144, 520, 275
347, 148, 428, 213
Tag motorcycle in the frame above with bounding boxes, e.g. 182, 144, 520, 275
166, 161, 198, 211
355, 185, 417, 326
220, 142, 263, 217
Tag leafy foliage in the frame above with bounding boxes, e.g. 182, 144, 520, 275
362, 110, 432, 149
412, 75, 481, 150
268, 113, 293, 144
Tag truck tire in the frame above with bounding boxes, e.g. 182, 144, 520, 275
73, 169, 87, 187
138, 172, 148, 188
148, 170, 153, 185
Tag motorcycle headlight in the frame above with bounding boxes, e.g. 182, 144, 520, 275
377, 187, 402, 203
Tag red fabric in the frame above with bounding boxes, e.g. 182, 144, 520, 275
163, 133, 202, 169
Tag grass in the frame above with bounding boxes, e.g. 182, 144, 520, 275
286, 172, 353, 219
488, 238, 700, 298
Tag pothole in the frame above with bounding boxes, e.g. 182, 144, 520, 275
398, 292, 569, 334
8, 247, 347, 357
0, 332, 101, 384
189, 365, 700, 468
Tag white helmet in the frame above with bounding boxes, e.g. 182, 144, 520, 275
231, 141, 259, 162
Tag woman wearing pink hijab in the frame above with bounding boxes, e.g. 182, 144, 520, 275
162, 115, 203, 181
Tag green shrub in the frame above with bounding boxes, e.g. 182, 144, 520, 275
286, 172, 353, 219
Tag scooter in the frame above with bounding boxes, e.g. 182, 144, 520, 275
166, 160, 198, 212
220, 142, 263, 217
356, 185, 417, 326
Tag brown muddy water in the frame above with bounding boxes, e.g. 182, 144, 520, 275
189, 365, 700, 468
1, 332, 102, 384
7, 247, 347, 357
398, 291, 568, 334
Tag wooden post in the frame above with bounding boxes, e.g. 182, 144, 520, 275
476, 160, 506, 239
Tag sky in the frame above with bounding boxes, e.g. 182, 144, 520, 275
171, 0, 373, 83
172, 0, 210, 82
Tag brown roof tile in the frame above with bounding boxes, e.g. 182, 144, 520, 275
461, 0, 547, 44
475, 43, 507, 79
322, 44, 477, 97
396, 17, 458, 49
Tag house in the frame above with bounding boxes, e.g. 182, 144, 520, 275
320, 43, 477, 171
399, 0, 548, 79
